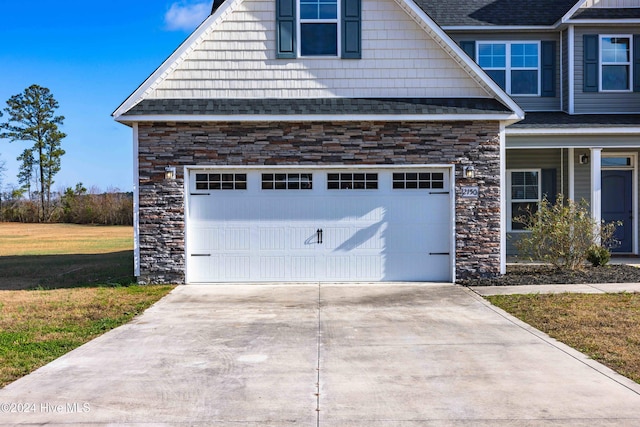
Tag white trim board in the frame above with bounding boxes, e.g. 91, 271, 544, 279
116, 113, 522, 123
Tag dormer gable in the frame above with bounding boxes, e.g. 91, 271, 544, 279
113, 0, 522, 121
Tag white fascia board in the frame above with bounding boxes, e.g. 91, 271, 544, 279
116, 113, 522, 123
506, 127, 640, 136
565, 19, 640, 24
112, 0, 240, 119
558, 0, 588, 24
394, 0, 525, 121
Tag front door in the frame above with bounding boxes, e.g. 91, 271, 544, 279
602, 170, 633, 252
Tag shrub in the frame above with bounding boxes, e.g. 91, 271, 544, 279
586, 245, 611, 267
514, 196, 619, 271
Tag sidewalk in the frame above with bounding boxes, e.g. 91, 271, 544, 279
470, 282, 640, 296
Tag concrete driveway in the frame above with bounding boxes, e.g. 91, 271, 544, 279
1, 284, 640, 426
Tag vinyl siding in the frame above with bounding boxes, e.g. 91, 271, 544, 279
574, 26, 640, 114
449, 32, 561, 112
149, 0, 489, 99
505, 148, 564, 255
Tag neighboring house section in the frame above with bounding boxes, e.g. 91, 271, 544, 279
420, 0, 640, 257
113, 0, 522, 284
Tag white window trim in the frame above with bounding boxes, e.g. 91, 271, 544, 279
599, 34, 633, 93
507, 168, 542, 232
297, 0, 341, 58
476, 41, 542, 97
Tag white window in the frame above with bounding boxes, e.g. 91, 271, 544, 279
477, 42, 540, 96
195, 173, 247, 190
508, 170, 541, 231
299, 0, 338, 56
600, 35, 631, 91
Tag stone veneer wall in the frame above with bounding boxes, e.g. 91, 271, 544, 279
136, 120, 502, 284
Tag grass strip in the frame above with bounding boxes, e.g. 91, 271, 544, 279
487, 293, 640, 384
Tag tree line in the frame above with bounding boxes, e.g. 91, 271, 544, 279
0, 184, 133, 225
0, 85, 132, 225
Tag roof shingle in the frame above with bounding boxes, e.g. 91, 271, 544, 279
412, 0, 578, 27
123, 98, 512, 116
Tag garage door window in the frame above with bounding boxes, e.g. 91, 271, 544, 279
393, 172, 444, 189
195, 173, 247, 190
262, 173, 313, 190
327, 173, 378, 189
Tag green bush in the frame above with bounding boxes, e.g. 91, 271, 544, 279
586, 245, 611, 267
514, 195, 619, 271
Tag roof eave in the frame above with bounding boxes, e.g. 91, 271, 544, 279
564, 18, 640, 24
116, 113, 521, 123
507, 127, 640, 136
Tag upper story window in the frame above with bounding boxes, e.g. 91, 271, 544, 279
600, 36, 631, 91
477, 42, 540, 96
276, 0, 360, 59
300, 0, 338, 56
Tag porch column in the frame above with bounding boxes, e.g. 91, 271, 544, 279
568, 148, 575, 200
591, 148, 602, 224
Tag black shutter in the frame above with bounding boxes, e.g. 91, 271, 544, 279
342, 0, 361, 58
541, 169, 557, 205
276, 0, 296, 58
583, 35, 599, 92
634, 35, 640, 92
541, 41, 556, 97
460, 41, 476, 60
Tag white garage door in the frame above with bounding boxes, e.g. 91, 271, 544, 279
186, 168, 452, 283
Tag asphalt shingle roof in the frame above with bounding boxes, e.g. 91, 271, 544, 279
123, 98, 512, 116
511, 112, 640, 128
571, 8, 640, 19
412, 0, 578, 27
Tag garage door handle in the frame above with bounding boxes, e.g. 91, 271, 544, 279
429, 191, 450, 195
191, 254, 211, 257
429, 252, 450, 255
190, 193, 210, 196
317, 228, 323, 244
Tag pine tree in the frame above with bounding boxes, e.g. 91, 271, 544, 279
0, 85, 66, 221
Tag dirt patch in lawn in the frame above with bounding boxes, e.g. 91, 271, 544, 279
458, 264, 640, 287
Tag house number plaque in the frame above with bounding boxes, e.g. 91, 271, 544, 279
461, 186, 479, 198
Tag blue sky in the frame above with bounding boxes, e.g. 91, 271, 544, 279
0, 1, 211, 192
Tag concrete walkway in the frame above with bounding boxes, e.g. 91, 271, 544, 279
471, 282, 640, 296
1, 284, 640, 426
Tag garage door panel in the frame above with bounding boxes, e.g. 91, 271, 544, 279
259, 256, 286, 280
223, 256, 251, 280
291, 256, 316, 279
224, 227, 250, 251
259, 227, 286, 251
290, 227, 319, 249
